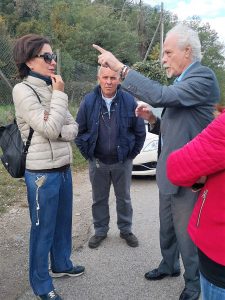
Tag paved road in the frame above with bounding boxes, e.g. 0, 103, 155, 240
18, 176, 185, 300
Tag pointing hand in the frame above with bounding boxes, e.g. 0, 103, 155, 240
93, 44, 124, 72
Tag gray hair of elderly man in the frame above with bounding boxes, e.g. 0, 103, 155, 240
97, 65, 120, 77
166, 23, 202, 62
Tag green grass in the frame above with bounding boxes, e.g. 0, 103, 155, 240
72, 144, 88, 171
0, 165, 27, 213
0, 104, 15, 125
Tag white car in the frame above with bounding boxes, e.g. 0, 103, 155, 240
132, 124, 158, 176
132, 107, 161, 176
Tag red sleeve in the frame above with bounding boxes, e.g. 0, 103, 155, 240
167, 111, 225, 187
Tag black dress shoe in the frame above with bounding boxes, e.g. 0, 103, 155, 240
179, 288, 200, 300
144, 268, 181, 280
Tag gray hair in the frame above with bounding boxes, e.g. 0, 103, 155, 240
97, 65, 102, 76
97, 65, 120, 77
166, 23, 202, 62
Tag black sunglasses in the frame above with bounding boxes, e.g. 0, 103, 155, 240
35, 52, 57, 64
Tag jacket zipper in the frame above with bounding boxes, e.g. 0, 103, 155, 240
95, 102, 101, 143
196, 189, 208, 227
48, 139, 54, 160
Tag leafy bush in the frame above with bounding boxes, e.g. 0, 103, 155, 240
132, 60, 168, 85
0, 104, 14, 125
66, 80, 96, 107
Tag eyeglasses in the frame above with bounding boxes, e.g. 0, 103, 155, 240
35, 52, 57, 64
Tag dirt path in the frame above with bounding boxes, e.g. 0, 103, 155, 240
0, 169, 92, 300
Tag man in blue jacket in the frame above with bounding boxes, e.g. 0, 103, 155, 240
75, 66, 146, 249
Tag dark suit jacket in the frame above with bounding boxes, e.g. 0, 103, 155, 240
122, 61, 220, 195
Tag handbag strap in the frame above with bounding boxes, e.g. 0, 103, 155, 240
22, 83, 42, 153
23, 83, 41, 103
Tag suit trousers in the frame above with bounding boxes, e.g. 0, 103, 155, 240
158, 187, 200, 292
88, 158, 133, 236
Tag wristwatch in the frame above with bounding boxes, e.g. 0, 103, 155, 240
120, 65, 130, 80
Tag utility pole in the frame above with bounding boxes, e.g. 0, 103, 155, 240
160, 2, 164, 67
120, 0, 127, 21
143, 2, 164, 63
56, 49, 61, 75
137, 0, 146, 58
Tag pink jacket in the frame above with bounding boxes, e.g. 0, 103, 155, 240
167, 111, 225, 266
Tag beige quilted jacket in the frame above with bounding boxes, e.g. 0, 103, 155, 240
13, 76, 78, 170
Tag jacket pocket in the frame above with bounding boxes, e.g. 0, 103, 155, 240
121, 111, 135, 128
196, 189, 208, 227
76, 132, 92, 159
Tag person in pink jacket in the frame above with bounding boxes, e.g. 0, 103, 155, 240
167, 110, 225, 300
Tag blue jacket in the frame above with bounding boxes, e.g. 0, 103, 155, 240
75, 85, 146, 162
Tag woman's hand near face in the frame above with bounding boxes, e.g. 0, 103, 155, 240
51, 74, 64, 92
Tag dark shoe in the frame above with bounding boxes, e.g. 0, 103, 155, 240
120, 232, 139, 247
50, 265, 85, 278
88, 234, 107, 248
37, 290, 62, 300
145, 268, 181, 280
179, 288, 200, 300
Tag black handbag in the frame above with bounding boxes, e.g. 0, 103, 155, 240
0, 84, 41, 178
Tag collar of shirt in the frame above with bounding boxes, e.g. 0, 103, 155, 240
175, 61, 196, 82
101, 91, 117, 112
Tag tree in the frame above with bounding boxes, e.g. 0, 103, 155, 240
185, 17, 225, 102
15, 0, 40, 19
62, 3, 140, 65
132, 60, 168, 85
0, 0, 16, 15
1, 0, 225, 103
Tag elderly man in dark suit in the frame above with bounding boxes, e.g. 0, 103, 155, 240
93, 23, 220, 300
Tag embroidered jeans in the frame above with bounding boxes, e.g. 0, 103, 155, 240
200, 272, 225, 300
25, 168, 73, 295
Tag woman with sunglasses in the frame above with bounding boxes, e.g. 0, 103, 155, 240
12, 34, 85, 300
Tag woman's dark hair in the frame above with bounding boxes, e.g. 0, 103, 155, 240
13, 34, 50, 79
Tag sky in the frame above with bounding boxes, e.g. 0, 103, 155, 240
141, 0, 225, 44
